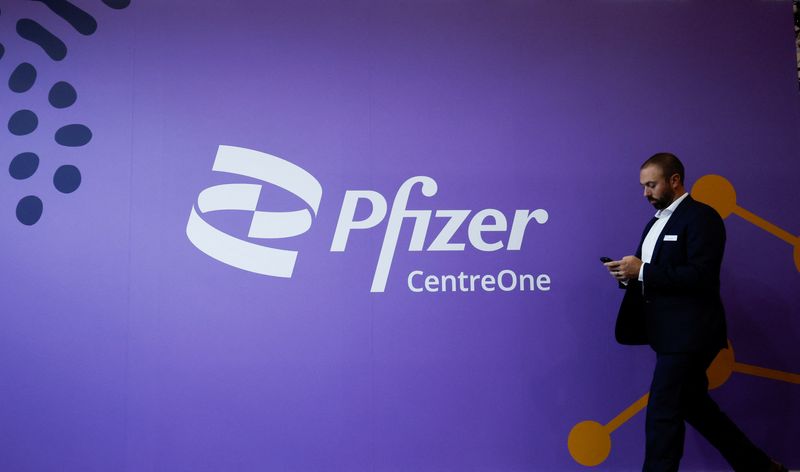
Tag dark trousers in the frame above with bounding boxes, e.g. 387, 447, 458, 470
643, 350, 771, 472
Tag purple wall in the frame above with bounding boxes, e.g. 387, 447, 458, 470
1, 1, 798, 470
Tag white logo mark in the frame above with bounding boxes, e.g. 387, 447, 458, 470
186, 145, 322, 277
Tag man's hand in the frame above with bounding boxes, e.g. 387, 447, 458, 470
604, 256, 643, 282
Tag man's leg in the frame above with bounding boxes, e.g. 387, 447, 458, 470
644, 353, 690, 472
683, 350, 772, 472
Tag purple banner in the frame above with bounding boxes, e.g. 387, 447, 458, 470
1, 1, 798, 471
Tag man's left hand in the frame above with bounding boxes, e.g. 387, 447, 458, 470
605, 256, 643, 282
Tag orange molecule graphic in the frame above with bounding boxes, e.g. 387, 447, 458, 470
691, 174, 737, 219
692, 175, 799, 272
706, 341, 735, 390
568, 421, 611, 467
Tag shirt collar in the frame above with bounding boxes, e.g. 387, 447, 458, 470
655, 191, 689, 218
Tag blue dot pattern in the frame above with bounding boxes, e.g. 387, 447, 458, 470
5, 1, 129, 225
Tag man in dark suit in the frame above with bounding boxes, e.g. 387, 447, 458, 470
604, 153, 785, 472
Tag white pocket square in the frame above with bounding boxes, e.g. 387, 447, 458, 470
663, 234, 678, 241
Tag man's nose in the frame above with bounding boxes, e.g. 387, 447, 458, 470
643, 188, 650, 197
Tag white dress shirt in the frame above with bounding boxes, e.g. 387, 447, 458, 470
638, 192, 689, 282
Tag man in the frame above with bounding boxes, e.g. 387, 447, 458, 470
604, 153, 786, 472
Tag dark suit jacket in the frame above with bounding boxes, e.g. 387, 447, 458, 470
615, 195, 728, 353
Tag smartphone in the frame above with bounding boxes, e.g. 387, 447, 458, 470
600, 257, 613, 263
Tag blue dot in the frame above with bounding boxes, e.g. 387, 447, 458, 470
49, 81, 77, 108
16, 195, 43, 225
0, 43, 5, 60
55, 124, 91, 146
16, 19, 67, 62
54, 165, 81, 193
9, 152, 39, 179
9, 62, 37, 93
8, 109, 38, 135
103, 0, 131, 9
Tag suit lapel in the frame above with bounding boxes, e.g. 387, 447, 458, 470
650, 195, 693, 263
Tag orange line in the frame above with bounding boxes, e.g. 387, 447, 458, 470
606, 392, 649, 433
733, 207, 798, 245
733, 362, 800, 384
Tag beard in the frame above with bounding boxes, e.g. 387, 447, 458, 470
648, 189, 675, 210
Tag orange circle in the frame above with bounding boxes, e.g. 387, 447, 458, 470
691, 175, 736, 219
707, 340, 735, 390
568, 420, 611, 466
